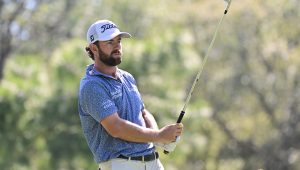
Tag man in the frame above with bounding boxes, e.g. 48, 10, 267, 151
78, 19, 183, 170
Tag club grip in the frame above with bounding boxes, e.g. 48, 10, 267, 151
164, 111, 185, 154
176, 110, 185, 123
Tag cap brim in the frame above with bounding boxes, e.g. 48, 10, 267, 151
119, 32, 131, 38
100, 32, 131, 41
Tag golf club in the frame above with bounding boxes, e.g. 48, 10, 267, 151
164, 0, 233, 154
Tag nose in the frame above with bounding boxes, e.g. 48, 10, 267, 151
115, 42, 121, 49
112, 41, 121, 50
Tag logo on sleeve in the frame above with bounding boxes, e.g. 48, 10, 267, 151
111, 89, 122, 100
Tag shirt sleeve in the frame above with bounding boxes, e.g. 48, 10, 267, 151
80, 81, 118, 123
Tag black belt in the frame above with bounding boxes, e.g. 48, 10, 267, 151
117, 152, 159, 162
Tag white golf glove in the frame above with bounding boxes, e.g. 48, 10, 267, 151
155, 136, 181, 152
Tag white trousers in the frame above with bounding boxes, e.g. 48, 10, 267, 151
98, 158, 164, 170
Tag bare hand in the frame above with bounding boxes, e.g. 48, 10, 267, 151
156, 123, 183, 143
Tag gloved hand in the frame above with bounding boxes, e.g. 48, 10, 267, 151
155, 136, 181, 153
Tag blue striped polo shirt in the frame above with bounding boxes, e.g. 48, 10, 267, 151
78, 64, 155, 163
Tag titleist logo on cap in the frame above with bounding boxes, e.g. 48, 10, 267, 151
87, 20, 131, 43
100, 24, 117, 33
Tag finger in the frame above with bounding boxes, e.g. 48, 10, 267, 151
176, 132, 182, 136
176, 127, 183, 133
176, 123, 183, 129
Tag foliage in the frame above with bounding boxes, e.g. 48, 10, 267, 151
1, 0, 300, 169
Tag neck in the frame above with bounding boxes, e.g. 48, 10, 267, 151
94, 62, 118, 78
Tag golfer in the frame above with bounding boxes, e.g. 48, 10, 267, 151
78, 19, 183, 170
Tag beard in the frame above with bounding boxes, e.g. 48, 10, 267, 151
97, 48, 122, 66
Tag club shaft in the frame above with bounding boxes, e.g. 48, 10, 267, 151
164, 0, 232, 154
181, 13, 226, 114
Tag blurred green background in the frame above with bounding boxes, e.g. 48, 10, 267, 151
1, 0, 300, 169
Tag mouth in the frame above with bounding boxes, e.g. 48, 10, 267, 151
112, 50, 121, 56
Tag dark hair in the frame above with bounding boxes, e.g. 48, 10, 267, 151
85, 41, 100, 60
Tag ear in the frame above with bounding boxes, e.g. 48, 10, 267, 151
89, 43, 99, 54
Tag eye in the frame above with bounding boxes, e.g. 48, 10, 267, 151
106, 41, 113, 45
117, 37, 122, 43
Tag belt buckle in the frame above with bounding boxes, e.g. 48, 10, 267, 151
142, 156, 145, 162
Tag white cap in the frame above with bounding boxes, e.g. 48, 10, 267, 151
86, 20, 131, 44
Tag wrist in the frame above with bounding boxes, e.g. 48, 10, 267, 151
151, 129, 161, 143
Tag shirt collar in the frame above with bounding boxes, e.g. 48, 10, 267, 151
86, 64, 122, 80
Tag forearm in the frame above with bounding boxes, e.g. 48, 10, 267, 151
101, 112, 182, 144
101, 112, 161, 143
142, 109, 159, 130
112, 118, 159, 143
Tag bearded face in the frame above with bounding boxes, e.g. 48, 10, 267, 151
97, 47, 122, 66
93, 37, 123, 67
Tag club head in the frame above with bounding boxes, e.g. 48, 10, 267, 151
223, 0, 230, 3
223, 0, 232, 14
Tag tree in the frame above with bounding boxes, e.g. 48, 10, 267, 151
0, 0, 78, 81
184, 0, 300, 169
